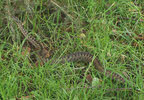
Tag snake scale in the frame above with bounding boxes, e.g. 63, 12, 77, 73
50, 52, 125, 83
12, 16, 126, 83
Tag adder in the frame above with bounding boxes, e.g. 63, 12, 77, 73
12, 16, 126, 83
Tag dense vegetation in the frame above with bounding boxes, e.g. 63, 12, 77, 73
0, 0, 143, 99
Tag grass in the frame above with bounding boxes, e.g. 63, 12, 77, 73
0, 0, 144, 99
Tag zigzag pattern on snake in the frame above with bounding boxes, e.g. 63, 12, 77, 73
49, 52, 125, 83
12, 16, 126, 83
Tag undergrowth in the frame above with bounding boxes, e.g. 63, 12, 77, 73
0, 0, 144, 99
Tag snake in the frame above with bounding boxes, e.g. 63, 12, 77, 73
12, 16, 126, 83
49, 52, 125, 83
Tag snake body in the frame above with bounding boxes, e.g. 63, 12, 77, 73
51, 52, 125, 83
12, 16, 126, 83
12, 17, 42, 49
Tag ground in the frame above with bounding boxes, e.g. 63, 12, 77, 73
0, 0, 144, 99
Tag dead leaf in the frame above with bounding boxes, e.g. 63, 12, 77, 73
132, 42, 139, 47
107, 52, 111, 57
79, 33, 86, 39
35, 59, 44, 67
21, 47, 31, 56
86, 74, 93, 83
140, 19, 143, 22
121, 54, 127, 62
134, 34, 144, 40
42, 48, 50, 58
